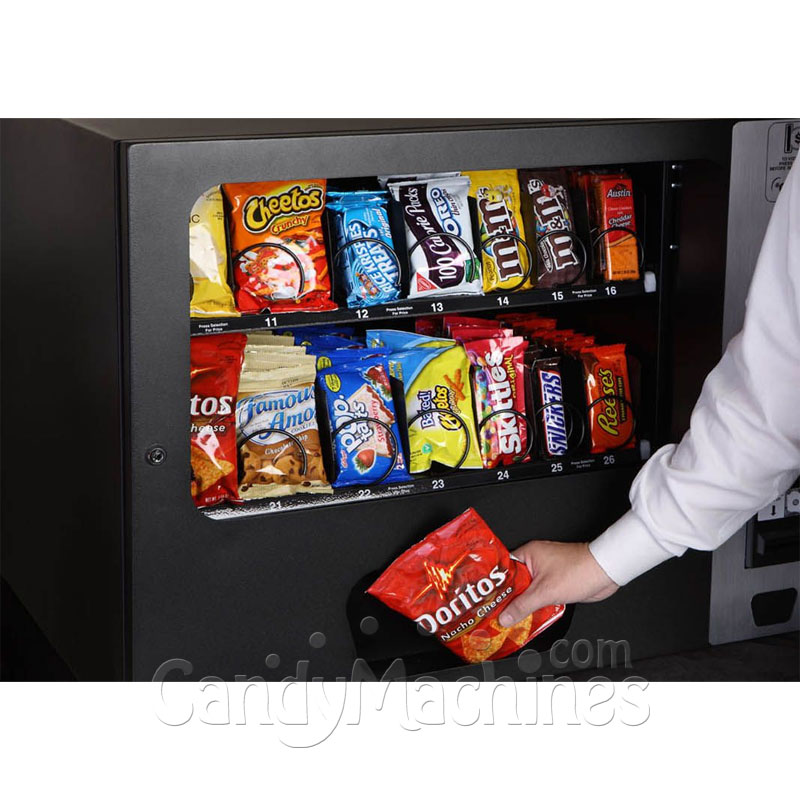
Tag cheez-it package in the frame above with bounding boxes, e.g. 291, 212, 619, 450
223, 180, 336, 314
368, 508, 565, 663
190, 333, 247, 507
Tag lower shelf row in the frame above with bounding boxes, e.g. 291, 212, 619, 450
192, 309, 645, 517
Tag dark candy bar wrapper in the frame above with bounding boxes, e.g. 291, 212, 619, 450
519, 169, 585, 288
533, 357, 570, 458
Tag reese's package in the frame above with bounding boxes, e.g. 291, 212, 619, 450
368, 508, 566, 663
389, 176, 482, 298
236, 361, 331, 499
465, 169, 532, 293
519, 169, 585, 287
581, 343, 635, 453
318, 358, 410, 487
389, 344, 482, 472
328, 190, 402, 308
190, 186, 239, 318
465, 336, 529, 468
223, 180, 336, 314
190, 333, 247, 506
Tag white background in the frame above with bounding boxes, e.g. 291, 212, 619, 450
2, 1, 798, 795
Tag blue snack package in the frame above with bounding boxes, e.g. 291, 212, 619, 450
366, 328, 454, 350
313, 347, 389, 371
327, 190, 402, 308
280, 325, 356, 340
317, 358, 409, 487
299, 333, 362, 350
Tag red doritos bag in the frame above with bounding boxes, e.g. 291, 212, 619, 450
190, 333, 246, 507
368, 508, 564, 663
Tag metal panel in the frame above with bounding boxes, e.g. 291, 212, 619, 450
121, 121, 731, 680
0, 119, 126, 679
709, 119, 800, 645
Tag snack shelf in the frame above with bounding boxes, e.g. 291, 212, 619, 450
202, 446, 643, 519
190, 276, 655, 337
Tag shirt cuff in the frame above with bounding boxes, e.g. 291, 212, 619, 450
589, 511, 675, 586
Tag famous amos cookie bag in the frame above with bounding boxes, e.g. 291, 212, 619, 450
368, 508, 565, 663
236, 347, 331, 499
581, 343, 635, 453
222, 180, 336, 314
190, 333, 247, 506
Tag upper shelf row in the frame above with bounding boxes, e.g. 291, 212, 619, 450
190, 166, 656, 336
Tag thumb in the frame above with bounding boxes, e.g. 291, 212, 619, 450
498, 581, 550, 627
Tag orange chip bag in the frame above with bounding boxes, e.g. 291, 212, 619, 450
368, 508, 565, 663
222, 180, 336, 314
581, 343, 636, 453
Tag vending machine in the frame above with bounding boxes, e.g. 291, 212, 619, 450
2, 119, 739, 680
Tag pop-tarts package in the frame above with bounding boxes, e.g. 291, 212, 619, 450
328, 191, 401, 308
318, 358, 409, 487
366, 329, 454, 350
388, 177, 482, 298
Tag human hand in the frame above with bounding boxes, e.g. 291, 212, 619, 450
498, 540, 619, 627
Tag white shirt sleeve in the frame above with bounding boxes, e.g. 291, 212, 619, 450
589, 158, 800, 586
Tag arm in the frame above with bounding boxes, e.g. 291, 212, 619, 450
499, 159, 800, 626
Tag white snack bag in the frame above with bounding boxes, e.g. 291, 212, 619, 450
389, 176, 483, 298
377, 171, 461, 189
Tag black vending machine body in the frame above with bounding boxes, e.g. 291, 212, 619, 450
1, 119, 733, 680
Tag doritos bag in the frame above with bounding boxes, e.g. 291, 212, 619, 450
368, 508, 565, 663
190, 333, 247, 506
222, 180, 336, 314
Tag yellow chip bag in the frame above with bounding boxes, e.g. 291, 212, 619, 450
464, 169, 533, 293
389, 344, 482, 473
190, 186, 239, 317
